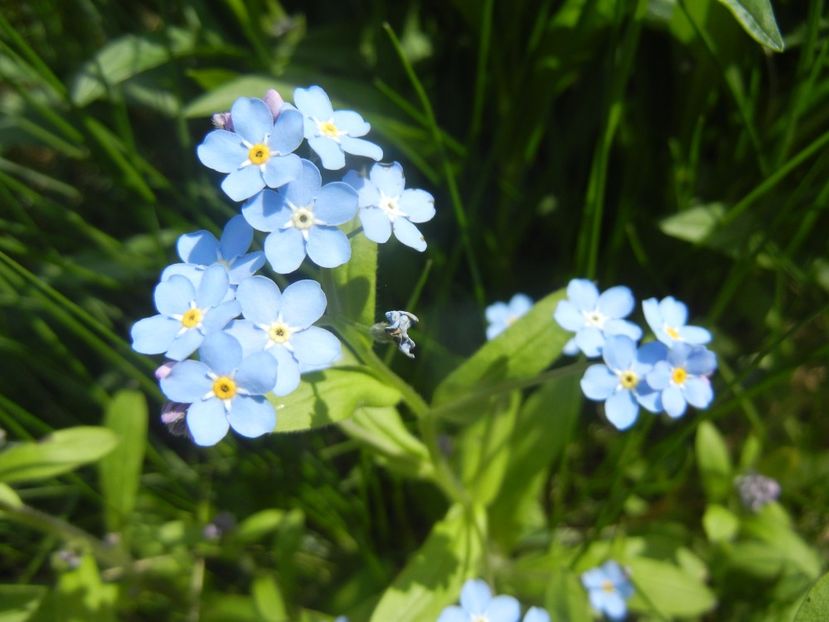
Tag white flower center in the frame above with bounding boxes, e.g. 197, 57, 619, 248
583, 309, 607, 328
378, 192, 405, 221
316, 118, 343, 141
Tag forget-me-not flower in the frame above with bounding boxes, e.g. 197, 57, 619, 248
294, 85, 383, 170
486, 294, 533, 340
581, 561, 633, 621
242, 159, 358, 273
523, 607, 550, 622
554, 279, 642, 357
437, 579, 521, 622
197, 96, 304, 201
227, 276, 341, 396
160, 332, 278, 446
131, 265, 240, 361
161, 215, 265, 285
646, 343, 716, 418
642, 296, 711, 347
343, 162, 435, 251
580, 335, 666, 430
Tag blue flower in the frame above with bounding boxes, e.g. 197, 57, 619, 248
160, 332, 277, 446
438, 579, 521, 622
343, 162, 435, 251
294, 85, 383, 170
197, 97, 304, 201
242, 159, 358, 273
131, 265, 240, 361
486, 294, 533, 340
646, 343, 716, 418
642, 296, 711, 347
161, 216, 265, 285
581, 561, 633, 621
580, 335, 666, 430
227, 276, 341, 396
523, 607, 550, 622
554, 279, 642, 357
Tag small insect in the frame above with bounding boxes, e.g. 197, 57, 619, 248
371, 310, 419, 358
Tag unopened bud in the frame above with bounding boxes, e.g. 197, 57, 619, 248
161, 402, 189, 437
736, 473, 780, 512
263, 89, 284, 119
211, 112, 234, 131
155, 361, 176, 381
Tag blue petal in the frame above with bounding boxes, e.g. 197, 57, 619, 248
161, 263, 203, 284
225, 319, 268, 357
399, 188, 435, 223
294, 86, 334, 120
667, 342, 692, 366
220, 215, 253, 260
581, 364, 618, 401
636, 341, 668, 367
554, 300, 585, 332
369, 161, 405, 196
581, 568, 607, 590
333, 110, 370, 136
605, 391, 639, 430
165, 329, 204, 361
197, 130, 246, 173
268, 108, 304, 154
228, 251, 266, 284
131, 315, 179, 354
486, 321, 507, 341
285, 159, 322, 206
601, 591, 628, 620
686, 346, 717, 375
563, 337, 579, 355
264, 228, 306, 273
308, 136, 345, 170
315, 182, 358, 225
161, 359, 212, 403
235, 352, 278, 394
575, 327, 605, 357
186, 398, 230, 446
659, 296, 688, 326
178, 230, 219, 265
195, 265, 230, 308
436, 607, 467, 622
567, 278, 599, 310
201, 300, 241, 333
237, 275, 281, 325
679, 325, 712, 345
343, 170, 380, 208
484, 596, 520, 622
340, 136, 383, 161
523, 607, 551, 622
509, 294, 533, 316
392, 218, 426, 251
263, 153, 302, 189
684, 377, 714, 409
636, 385, 662, 413
604, 318, 642, 342
271, 346, 301, 396
292, 327, 340, 370
242, 188, 289, 233
646, 361, 672, 389
460, 579, 491, 614
199, 332, 242, 376
486, 301, 510, 324
281, 279, 326, 328
228, 396, 276, 438
602, 561, 627, 584
662, 386, 687, 418
221, 165, 265, 202
154, 275, 194, 316
306, 226, 351, 268
642, 297, 662, 334
359, 208, 392, 243
597, 286, 635, 319
602, 335, 636, 371
230, 97, 273, 144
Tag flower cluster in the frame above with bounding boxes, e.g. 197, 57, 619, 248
438, 579, 550, 622
581, 561, 634, 620
554, 279, 717, 430
131, 85, 436, 445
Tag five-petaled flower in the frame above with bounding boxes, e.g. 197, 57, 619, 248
294, 85, 383, 170
580, 335, 665, 430
343, 162, 435, 251
642, 296, 711, 348
159, 332, 278, 446
437, 579, 521, 622
242, 159, 358, 273
581, 561, 634, 621
554, 279, 642, 357
197, 96, 304, 202
485, 294, 533, 341
131, 265, 240, 361
646, 343, 716, 418
227, 276, 341, 396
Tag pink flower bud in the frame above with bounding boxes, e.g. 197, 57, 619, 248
154, 361, 176, 381
211, 112, 234, 131
263, 89, 284, 119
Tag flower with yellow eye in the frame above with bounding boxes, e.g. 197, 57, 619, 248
580, 335, 666, 430
581, 561, 633, 620
647, 342, 716, 418
437, 578, 520, 622
642, 296, 711, 347
484, 294, 533, 341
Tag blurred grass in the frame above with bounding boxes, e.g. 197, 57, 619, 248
0, 0, 827, 619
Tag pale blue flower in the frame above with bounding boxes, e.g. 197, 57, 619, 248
486, 294, 533, 340
523, 607, 550, 622
581, 561, 633, 621
642, 296, 711, 347
160, 332, 278, 446
161, 215, 265, 285
227, 276, 340, 396
580, 335, 666, 430
242, 159, 358, 273
294, 85, 383, 170
438, 579, 521, 622
197, 97, 304, 201
343, 162, 435, 251
646, 343, 716, 418
131, 265, 240, 361
554, 279, 642, 357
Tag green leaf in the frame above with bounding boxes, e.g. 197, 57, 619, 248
0, 427, 118, 484
0, 585, 46, 622
794, 571, 829, 622
432, 288, 569, 405
184, 76, 297, 119
627, 557, 717, 617
717, 0, 784, 52
251, 574, 289, 622
545, 569, 592, 622
0, 483, 22, 509
369, 504, 485, 622
695, 421, 733, 502
741, 503, 822, 579
660, 203, 725, 244
330, 225, 378, 327
54, 554, 117, 622
703, 504, 739, 542
273, 366, 401, 432
99, 390, 147, 532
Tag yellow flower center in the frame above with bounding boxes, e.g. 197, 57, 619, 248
292, 207, 315, 230
212, 376, 237, 400
267, 322, 292, 344
248, 143, 270, 165
471, 616, 489, 622
181, 308, 203, 328
619, 370, 638, 389
601, 579, 616, 593
318, 120, 340, 138
672, 367, 688, 385
666, 326, 680, 340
